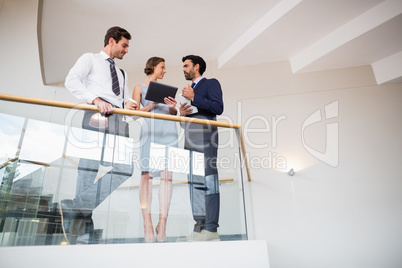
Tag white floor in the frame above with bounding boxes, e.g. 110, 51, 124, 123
0, 240, 269, 268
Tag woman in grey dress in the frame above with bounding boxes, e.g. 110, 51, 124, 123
131, 57, 178, 242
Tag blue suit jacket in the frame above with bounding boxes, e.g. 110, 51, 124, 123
189, 77, 223, 120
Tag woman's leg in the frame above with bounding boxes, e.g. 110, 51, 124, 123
156, 170, 173, 241
139, 172, 155, 242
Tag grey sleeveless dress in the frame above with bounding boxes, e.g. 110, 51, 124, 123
139, 85, 178, 175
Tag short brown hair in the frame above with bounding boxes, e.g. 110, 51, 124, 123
144, 57, 165, 75
104, 26, 131, 47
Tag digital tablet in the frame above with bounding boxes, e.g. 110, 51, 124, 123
180, 94, 198, 115
145, 81, 178, 103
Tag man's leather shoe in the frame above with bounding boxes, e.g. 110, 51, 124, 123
176, 230, 220, 242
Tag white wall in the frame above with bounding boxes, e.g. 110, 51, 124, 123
154, 60, 402, 267
1, 1, 402, 267
238, 83, 402, 268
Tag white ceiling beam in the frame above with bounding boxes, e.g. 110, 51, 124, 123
290, 0, 402, 73
218, 0, 303, 69
372, 50, 402, 84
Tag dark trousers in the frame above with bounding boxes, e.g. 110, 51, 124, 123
184, 121, 220, 233
74, 159, 132, 214
72, 111, 131, 217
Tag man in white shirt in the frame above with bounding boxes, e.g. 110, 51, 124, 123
63, 26, 134, 244
66, 26, 133, 114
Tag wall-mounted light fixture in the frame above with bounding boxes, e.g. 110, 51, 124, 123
288, 168, 295, 176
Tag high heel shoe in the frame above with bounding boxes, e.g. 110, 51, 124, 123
144, 226, 156, 243
155, 223, 167, 243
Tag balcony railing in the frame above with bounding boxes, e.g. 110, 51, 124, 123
0, 93, 250, 246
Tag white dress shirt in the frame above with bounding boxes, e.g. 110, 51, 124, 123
65, 51, 128, 108
192, 76, 204, 88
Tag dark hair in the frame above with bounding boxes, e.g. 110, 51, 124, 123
144, 57, 165, 75
182, 55, 206, 75
104, 26, 131, 47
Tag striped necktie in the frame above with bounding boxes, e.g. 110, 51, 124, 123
107, 58, 120, 95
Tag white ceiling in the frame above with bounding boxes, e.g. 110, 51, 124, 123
39, 0, 402, 85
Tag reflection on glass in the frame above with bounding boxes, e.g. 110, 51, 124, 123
0, 113, 25, 165
0, 101, 248, 247
88, 113, 108, 129
19, 119, 65, 165
58, 112, 133, 245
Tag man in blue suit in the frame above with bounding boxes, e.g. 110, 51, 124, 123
178, 55, 224, 241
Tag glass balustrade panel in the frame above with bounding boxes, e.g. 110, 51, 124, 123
0, 99, 248, 246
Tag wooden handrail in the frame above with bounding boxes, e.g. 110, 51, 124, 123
0, 156, 50, 168
0, 93, 239, 128
238, 128, 252, 182
0, 157, 19, 169
0, 93, 251, 181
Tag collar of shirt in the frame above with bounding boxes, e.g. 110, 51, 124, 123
100, 50, 111, 61
193, 76, 204, 87
65, 51, 127, 108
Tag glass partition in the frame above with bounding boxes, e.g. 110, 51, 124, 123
0, 99, 247, 246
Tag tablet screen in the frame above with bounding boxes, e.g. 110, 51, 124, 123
145, 81, 178, 103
